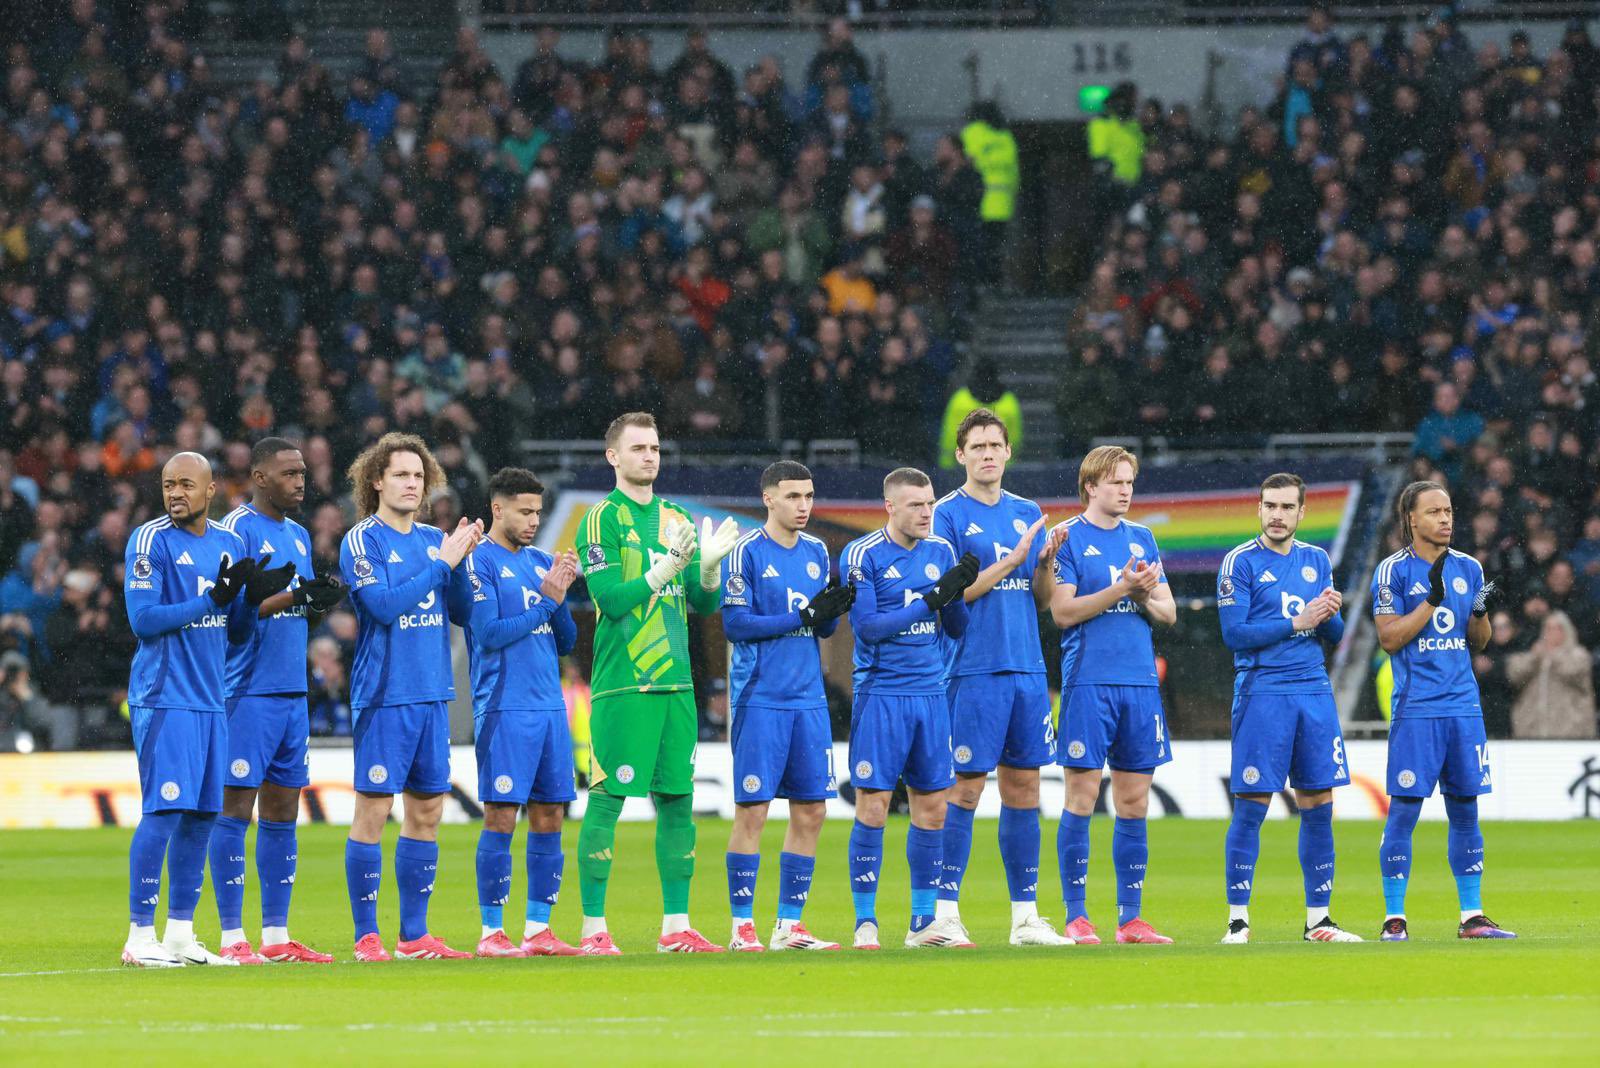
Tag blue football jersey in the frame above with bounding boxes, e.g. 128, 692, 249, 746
933, 487, 1046, 677
219, 504, 314, 698
1370, 547, 1484, 719
1217, 538, 1337, 694
451, 539, 576, 715
1052, 515, 1166, 687
339, 516, 456, 712
124, 517, 251, 712
722, 527, 834, 708
843, 528, 963, 696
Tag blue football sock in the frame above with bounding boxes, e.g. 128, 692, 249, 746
777, 852, 814, 922
1380, 797, 1422, 915
165, 812, 216, 923
208, 814, 249, 930
476, 829, 513, 930
1112, 816, 1147, 926
998, 804, 1040, 903
1444, 795, 1484, 913
937, 802, 975, 904
848, 820, 883, 925
394, 835, 438, 942
345, 839, 382, 939
906, 824, 942, 932
1299, 802, 1336, 909
726, 851, 760, 920
1225, 798, 1267, 907
1058, 811, 1091, 921
526, 831, 563, 924
129, 811, 180, 925
256, 819, 297, 930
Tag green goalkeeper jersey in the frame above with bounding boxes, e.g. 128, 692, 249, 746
578, 488, 723, 700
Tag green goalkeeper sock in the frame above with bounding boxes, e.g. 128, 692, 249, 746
653, 791, 696, 915
578, 788, 625, 917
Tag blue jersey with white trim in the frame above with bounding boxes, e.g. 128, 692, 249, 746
1370, 547, 1483, 719
932, 487, 1046, 677
124, 517, 250, 712
843, 529, 962, 696
219, 504, 315, 698
1217, 538, 1336, 695
1052, 515, 1165, 687
339, 516, 456, 711
451, 539, 576, 716
722, 527, 834, 708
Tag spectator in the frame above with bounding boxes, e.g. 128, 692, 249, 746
1413, 382, 1484, 482
940, 358, 1021, 469
1506, 611, 1596, 738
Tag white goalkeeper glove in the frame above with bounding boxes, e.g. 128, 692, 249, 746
645, 520, 697, 593
699, 516, 741, 590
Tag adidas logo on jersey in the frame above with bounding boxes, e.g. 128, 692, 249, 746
1229, 880, 1252, 891
1259, 570, 1277, 583
260, 539, 276, 555
1083, 544, 1102, 557
1313, 880, 1334, 894
175, 551, 194, 566
884, 565, 902, 579
501, 566, 515, 578
732, 887, 753, 898
1335, 766, 1348, 779
964, 522, 984, 536
854, 872, 877, 884
762, 564, 780, 579
388, 550, 403, 563
1410, 582, 1429, 596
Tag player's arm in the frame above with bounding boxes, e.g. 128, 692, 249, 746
847, 561, 930, 643
124, 539, 212, 638
343, 539, 450, 625
1031, 522, 1068, 612
964, 514, 1048, 604
939, 595, 970, 638
1468, 606, 1490, 651
552, 601, 578, 656
1376, 598, 1431, 653
1138, 576, 1177, 626
1051, 567, 1138, 627
686, 511, 731, 616
226, 588, 257, 644
446, 560, 474, 628
579, 506, 657, 620
1216, 560, 1293, 651
471, 576, 560, 652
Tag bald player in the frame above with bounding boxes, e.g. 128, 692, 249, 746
121, 453, 295, 966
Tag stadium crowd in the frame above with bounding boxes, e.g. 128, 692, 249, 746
1070, 6, 1600, 736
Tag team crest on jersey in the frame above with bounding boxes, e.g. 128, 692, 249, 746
1067, 740, 1086, 759
1452, 576, 1468, 595
367, 764, 389, 785
1397, 769, 1416, 789
855, 760, 872, 780
426, 545, 439, 560
1241, 766, 1260, 785
1218, 576, 1234, 597
924, 562, 941, 580
742, 775, 761, 793
1013, 518, 1029, 535
1301, 566, 1317, 582
807, 561, 821, 580
133, 554, 153, 579
585, 544, 607, 568
953, 745, 973, 764
160, 781, 181, 802
726, 574, 747, 596
230, 759, 250, 779
494, 775, 514, 795
1129, 542, 1146, 559
353, 556, 374, 579
616, 764, 636, 784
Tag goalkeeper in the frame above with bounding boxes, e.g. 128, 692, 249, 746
573, 412, 741, 955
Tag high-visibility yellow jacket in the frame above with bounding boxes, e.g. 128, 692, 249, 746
960, 120, 1019, 222
1088, 115, 1145, 185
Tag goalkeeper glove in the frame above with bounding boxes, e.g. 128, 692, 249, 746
924, 552, 980, 612
292, 574, 346, 612
1425, 551, 1448, 607
208, 556, 256, 607
798, 578, 855, 628
699, 516, 741, 590
1472, 579, 1497, 618
646, 520, 697, 593
244, 555, 297, 607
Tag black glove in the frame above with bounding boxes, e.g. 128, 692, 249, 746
924, 552, 981, 612
799, 578, 855, 628
292, 574, 347, 612
1472, 579, 1498, 618
1425, 551, 1448, 607
244, 554, 297, 607
208, 556, 256, 607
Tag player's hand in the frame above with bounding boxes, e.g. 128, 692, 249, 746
1472, 579, 1497, 618
293, 574, 346, 612
1426, 551, 1448, 606
541, 550, 579, 603
646, 520, 697, 592
799, 578, 855, 628
1004, 516, 1048, 571
699, 515, 741, 589
244, 554, 297, 606
1291, 596, 1334, 632
1125, 560, 1162, 602
925, 552, 980, 611
1319, 587, 1343, 614
438, 516, 485, 569
209, 555, 256, 606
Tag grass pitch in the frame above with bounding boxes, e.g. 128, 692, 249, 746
2, 817, 1596, 1066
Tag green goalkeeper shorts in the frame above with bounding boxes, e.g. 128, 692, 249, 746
588, 690, 697, 798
